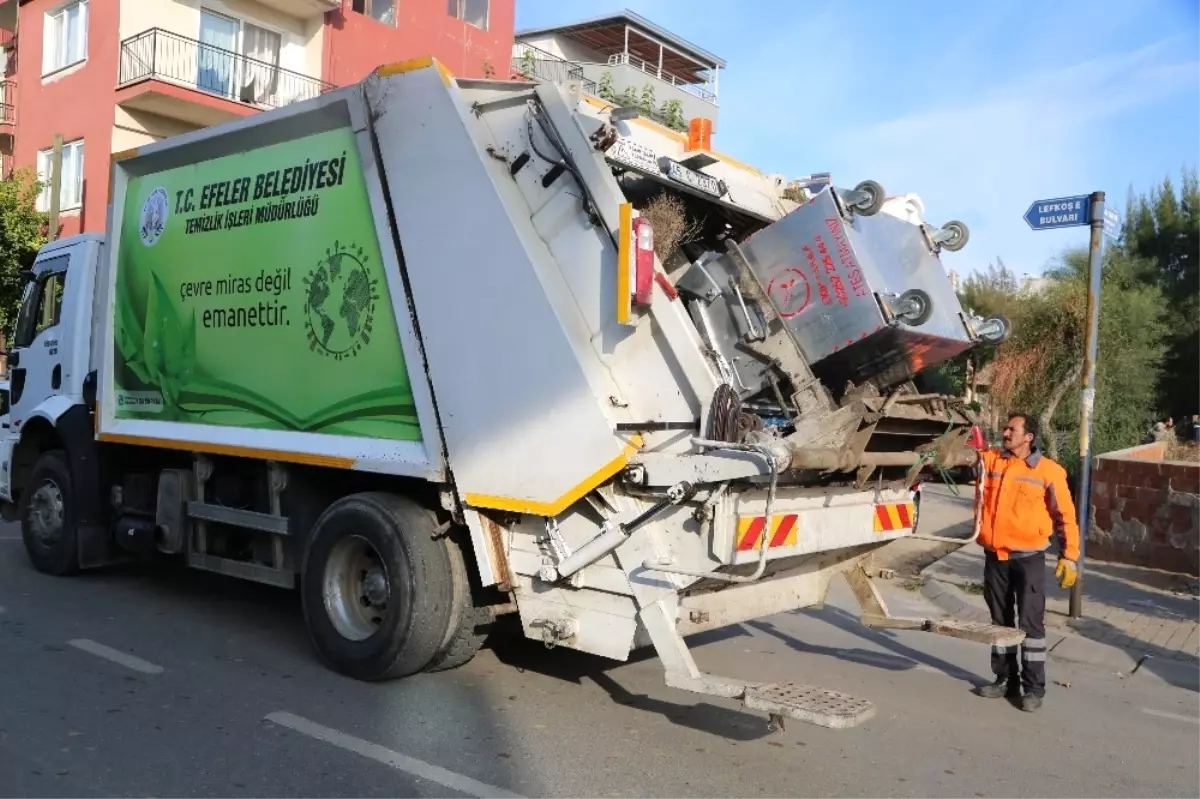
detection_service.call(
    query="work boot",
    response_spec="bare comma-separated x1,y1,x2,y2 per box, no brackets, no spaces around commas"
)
976,676,1017,699
1020,694,1043,713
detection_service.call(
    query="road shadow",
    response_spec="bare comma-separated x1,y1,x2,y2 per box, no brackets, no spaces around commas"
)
765,606,990,688
488,627,776,741
1056,563,1200,686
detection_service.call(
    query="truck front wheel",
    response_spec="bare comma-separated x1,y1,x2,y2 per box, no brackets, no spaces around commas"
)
301,493,454,681
21,450,80,576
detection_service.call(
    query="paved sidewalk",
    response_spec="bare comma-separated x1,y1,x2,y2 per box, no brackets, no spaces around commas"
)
921,542,1199,690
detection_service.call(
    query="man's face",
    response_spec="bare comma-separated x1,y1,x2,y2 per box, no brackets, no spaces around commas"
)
1002,417,1032,453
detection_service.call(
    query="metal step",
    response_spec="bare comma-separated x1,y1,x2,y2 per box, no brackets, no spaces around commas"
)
927,618,1025,647
860,613,1025,647
744,682,876,730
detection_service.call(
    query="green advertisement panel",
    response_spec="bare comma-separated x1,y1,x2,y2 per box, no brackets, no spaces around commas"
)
114,127,422,442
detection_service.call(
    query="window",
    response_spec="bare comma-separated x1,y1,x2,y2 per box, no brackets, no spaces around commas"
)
36,139,84,212
197,11,286,106
352,0,397,26
15,260,68,349
43,0,88,75
448,0,488,30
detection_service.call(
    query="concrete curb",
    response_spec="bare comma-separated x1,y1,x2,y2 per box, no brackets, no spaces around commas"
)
921,577,984,617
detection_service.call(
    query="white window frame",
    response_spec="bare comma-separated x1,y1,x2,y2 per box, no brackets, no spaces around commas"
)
36,139,84,212
448,0,488,31
42,0,89,76
198,8,286,105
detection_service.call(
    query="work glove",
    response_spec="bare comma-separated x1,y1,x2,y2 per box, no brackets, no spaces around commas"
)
1055,558,1078,589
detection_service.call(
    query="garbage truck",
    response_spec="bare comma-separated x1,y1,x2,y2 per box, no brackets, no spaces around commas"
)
2,58,1016,730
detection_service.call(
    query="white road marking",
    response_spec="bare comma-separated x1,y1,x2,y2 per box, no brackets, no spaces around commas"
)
266,711,524,799
1142,707,1200,725
67,639,164,675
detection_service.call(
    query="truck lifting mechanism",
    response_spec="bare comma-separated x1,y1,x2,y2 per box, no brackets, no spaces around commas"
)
2,58,1015,732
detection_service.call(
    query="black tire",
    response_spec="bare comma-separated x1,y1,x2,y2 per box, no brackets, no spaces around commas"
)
979,313,1012,344
851,180,885,215
911,491,921,533
896,288,933,326
940,220,969,252
21,450,80,576
300,493,454,681
425,534,492,673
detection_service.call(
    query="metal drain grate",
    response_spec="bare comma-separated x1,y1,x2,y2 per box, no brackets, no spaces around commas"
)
744,682,876,729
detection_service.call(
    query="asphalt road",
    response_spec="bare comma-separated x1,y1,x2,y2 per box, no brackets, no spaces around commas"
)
1,506,1197,798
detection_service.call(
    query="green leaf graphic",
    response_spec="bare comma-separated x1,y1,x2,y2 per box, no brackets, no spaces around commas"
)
141,272,169,391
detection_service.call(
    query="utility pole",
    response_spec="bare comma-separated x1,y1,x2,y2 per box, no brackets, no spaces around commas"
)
1070,190,1106,618
47,134,63,240
1022,190,1118,619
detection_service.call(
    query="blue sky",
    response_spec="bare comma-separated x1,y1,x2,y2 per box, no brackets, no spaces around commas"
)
515,0,1200,279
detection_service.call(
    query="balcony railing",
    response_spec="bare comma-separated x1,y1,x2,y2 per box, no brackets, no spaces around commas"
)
511,42,597,96
118,29,333,111
606,52,716,104
0,79,13,125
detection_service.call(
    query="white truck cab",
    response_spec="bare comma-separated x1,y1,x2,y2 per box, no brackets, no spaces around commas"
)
0,234,106,553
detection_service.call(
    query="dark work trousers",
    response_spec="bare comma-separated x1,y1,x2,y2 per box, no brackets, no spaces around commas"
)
983,550,1047,696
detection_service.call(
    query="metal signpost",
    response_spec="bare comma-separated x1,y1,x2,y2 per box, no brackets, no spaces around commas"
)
1024,191,1120,618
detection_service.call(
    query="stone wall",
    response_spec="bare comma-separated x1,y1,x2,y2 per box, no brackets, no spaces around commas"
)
1089,442,1200,575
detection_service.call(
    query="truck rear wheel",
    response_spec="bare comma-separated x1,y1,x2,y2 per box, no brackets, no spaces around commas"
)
21,450,80,576
425,535,492,673
300,493,454,681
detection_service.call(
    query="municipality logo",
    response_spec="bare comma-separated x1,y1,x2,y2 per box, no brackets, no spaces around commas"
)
140,187,169,247
303,241,380,361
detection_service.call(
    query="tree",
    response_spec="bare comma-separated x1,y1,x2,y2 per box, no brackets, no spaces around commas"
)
988,247,1169,474
637,83,656,118
0,167,48,337
1123,169,1199,422
597,71,616,103
659,99,686,132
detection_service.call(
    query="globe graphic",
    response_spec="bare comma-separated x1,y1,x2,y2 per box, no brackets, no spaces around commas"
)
306,251,372,355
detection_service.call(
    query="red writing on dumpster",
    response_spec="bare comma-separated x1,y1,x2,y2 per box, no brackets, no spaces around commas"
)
801,244,834,306
824,217,869,298
813,234,849,306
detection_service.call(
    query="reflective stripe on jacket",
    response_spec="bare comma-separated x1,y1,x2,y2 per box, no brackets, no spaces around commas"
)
974,448,1081,561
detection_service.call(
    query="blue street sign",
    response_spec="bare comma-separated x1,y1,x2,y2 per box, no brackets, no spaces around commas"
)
1024,195,1091,230
1103,206,1121,240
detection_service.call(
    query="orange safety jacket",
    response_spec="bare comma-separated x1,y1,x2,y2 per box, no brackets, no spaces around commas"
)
974,447,1080,562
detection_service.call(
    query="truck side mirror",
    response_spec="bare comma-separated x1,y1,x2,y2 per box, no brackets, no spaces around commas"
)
18,269,34,283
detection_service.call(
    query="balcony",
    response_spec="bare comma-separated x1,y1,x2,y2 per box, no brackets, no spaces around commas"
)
511,42,596,96
514,11,722,131
604,52,715,104
0,79,13,156
117,29,333,128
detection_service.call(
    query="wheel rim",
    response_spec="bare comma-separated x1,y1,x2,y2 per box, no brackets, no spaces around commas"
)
322,535,391,642
28,479,65,549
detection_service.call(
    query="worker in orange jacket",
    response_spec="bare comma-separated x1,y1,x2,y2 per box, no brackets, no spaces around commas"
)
973,412,1080,712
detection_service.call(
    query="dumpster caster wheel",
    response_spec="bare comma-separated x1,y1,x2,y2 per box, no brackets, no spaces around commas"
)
849,180,885,216
976,313,1012,344
938,220,970,252
895,288,933,326
767,713,787,733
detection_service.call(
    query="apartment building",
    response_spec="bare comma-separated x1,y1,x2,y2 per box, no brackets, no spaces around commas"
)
512,10,723,134
0,0,514,236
